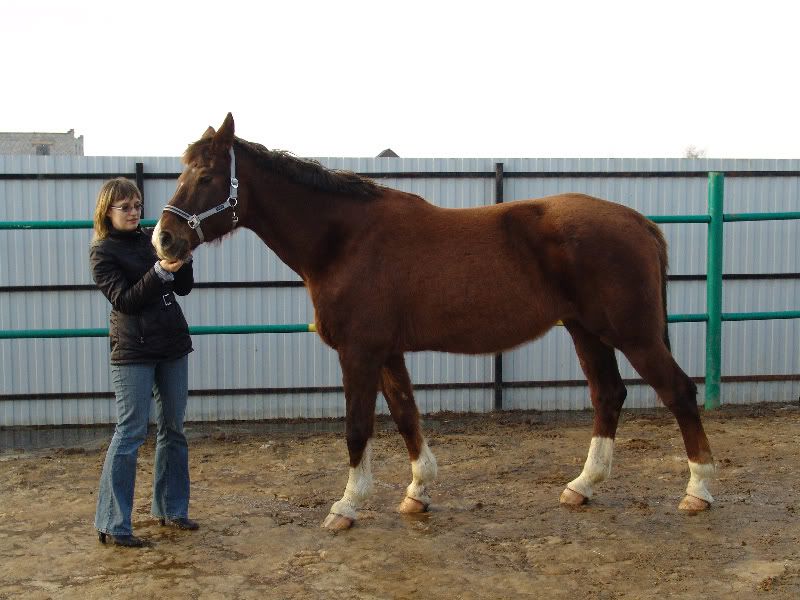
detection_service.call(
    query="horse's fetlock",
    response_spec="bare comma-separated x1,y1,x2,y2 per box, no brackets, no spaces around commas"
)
405,482,431,506
328,500,357,521
411,443,438,482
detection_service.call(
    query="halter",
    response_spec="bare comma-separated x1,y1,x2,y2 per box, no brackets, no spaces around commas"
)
162,147,239,242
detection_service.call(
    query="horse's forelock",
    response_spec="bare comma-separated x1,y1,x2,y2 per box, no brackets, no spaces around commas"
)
182,141,203,166
182,139,219,167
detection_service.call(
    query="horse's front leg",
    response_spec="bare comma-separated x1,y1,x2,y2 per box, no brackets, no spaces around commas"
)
381,354,437,514
322,349,382,531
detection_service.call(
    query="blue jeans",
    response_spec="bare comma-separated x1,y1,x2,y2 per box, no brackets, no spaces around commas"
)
95,355,190,535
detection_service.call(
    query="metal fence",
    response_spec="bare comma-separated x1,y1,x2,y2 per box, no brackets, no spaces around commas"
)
1,156,799,425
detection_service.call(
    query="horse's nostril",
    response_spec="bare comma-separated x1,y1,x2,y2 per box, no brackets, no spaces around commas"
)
159,231,173,247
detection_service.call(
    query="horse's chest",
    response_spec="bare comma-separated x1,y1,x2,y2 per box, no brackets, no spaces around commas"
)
308,282,390,350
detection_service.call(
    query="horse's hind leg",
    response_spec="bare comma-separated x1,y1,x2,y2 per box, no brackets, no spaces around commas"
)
622,341,715,511
322,348,382,530
381,354,437,514
561,321,628,506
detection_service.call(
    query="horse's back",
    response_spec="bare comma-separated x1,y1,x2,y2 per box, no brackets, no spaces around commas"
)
314,191,667,354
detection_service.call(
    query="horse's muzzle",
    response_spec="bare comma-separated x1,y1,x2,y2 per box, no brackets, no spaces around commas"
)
156,228,190,261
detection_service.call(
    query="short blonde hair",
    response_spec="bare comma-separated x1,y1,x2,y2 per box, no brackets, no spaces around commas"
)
92,178,142,241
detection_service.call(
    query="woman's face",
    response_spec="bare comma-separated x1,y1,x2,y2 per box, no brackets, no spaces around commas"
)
106,196,142,232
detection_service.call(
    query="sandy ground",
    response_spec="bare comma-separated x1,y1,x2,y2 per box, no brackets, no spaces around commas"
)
1,402,799,599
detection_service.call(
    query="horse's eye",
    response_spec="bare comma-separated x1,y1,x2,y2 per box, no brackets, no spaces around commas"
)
198,174,212,185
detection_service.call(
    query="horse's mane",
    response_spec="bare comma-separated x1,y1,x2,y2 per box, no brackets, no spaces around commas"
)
184,137,383,199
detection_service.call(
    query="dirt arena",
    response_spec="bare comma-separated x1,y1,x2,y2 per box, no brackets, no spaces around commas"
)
1,402,799,599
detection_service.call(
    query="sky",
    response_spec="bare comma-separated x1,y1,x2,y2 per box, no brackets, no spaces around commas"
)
1,0,799,159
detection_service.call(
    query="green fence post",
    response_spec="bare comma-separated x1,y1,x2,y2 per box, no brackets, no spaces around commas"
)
705,172,724,409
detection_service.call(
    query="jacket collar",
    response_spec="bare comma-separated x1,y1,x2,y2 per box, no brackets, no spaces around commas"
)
108,226,144,240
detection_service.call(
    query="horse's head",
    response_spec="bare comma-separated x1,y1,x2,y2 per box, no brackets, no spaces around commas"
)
154,113,244,260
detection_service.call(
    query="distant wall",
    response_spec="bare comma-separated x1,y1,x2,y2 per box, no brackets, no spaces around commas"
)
0,130,84,156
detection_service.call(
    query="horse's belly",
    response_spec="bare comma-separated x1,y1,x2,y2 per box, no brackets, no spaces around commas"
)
421,327,554,355
407,301,560,354
396,263,565,353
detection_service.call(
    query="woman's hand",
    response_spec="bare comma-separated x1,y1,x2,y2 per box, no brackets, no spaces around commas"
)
159,258,185,273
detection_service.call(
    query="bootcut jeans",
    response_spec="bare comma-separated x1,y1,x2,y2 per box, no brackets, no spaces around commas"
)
95,355,190,536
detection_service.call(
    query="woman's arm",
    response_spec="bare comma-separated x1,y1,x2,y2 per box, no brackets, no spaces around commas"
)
90,243,163,313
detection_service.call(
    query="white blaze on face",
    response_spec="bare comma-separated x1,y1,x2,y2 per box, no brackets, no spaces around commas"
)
566,436,615,499
405,441,437,505
151,219,163,258
328,440,374,520
153,182,183,259
686,460,715,503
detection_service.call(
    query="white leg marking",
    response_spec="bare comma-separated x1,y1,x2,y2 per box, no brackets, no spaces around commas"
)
566,436,614,499
685,460,715,503
405,441,437,505
328,440,373,520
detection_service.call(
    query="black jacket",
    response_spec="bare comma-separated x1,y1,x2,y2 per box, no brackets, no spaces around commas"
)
90,227,193,364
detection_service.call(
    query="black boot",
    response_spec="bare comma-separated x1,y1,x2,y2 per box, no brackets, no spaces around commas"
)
97,531,147,547
159,517,199,530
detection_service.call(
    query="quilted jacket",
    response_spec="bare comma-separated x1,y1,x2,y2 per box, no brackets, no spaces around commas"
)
89,227,193,364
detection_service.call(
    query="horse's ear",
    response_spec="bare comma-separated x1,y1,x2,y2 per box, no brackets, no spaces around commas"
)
213,113,235,150
201,126,215,140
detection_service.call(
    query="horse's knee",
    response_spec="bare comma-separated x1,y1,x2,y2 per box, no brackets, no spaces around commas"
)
602,384,627,415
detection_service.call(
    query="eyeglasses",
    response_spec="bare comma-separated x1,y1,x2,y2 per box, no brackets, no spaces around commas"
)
109,202,143,213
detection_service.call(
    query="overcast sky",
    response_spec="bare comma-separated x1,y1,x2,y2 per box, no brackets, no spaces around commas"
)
1,0,798,159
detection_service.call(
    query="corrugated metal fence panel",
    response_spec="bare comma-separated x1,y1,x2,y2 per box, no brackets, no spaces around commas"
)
1,155,798,424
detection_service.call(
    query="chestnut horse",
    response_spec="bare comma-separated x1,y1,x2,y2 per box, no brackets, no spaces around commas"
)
154,114,715,530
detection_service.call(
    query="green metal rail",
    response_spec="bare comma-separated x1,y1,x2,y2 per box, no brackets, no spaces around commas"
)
0,219,158,229
2,173,799,409
0,324,317,339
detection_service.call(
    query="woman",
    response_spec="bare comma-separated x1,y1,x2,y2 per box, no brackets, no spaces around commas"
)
90,177,198,547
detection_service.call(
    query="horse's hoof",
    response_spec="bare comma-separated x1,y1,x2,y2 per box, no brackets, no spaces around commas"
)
559,487,588,506
398,496,428,514
678,495,710,512
321,513,354,530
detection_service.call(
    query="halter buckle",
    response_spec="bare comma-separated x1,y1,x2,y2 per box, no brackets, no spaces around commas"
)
187,215,201,229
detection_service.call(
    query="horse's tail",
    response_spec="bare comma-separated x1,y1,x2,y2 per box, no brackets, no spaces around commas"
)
645,218,671,352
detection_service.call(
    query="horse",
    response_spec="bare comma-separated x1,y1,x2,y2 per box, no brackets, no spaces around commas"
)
154,113,715,530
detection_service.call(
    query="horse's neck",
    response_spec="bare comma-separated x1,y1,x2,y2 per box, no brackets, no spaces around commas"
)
245,177,356,279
